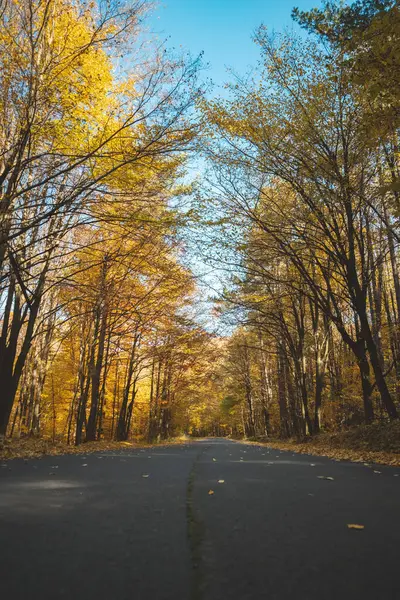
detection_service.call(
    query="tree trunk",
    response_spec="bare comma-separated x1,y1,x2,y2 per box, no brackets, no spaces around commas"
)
277,343,291,438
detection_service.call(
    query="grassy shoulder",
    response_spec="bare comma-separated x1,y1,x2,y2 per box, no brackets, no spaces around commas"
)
250,422,400,467
0,434,192,461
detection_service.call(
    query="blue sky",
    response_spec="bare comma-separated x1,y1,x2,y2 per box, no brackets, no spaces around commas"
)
147,1,324,332
149,0,323,86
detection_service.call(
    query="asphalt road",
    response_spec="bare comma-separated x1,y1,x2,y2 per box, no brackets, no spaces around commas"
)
1,438,399,600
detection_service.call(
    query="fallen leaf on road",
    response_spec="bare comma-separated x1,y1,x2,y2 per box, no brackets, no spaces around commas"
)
218,480,225,484
208,490,214,495
82,464,88,467
347,524,364,530
142,474,149,478
317,476,334,481
373,470,381,474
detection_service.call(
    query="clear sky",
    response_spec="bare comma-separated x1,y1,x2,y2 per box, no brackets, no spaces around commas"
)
149,0,323,86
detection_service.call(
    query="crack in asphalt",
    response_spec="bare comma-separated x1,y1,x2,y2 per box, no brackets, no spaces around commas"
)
186,445,209,600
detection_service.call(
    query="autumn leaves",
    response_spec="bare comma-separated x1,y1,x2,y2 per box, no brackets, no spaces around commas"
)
198,1,400,439
207,457,225,495
0,0,209,442
1,0,400,448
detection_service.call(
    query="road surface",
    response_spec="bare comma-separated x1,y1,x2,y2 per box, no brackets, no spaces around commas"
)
1,438,399,599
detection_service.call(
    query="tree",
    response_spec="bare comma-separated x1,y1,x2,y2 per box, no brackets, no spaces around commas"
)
0,0,202,434
201,21,400,431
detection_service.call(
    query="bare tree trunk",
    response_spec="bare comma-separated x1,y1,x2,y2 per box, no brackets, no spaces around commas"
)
86,306,107,442
277,342,291,438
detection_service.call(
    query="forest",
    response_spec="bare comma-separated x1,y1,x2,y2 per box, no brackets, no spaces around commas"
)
0,0,399,451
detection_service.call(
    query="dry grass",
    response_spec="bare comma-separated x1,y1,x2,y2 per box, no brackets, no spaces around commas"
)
0,433,197,461
0,437,140,460
252,422,400,466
